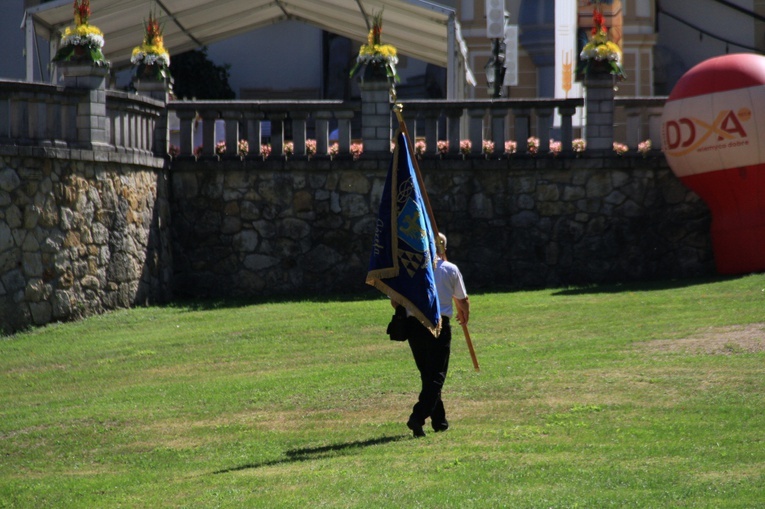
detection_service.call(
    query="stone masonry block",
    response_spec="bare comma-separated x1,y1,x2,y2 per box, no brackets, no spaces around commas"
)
364,140,389,152
588,113,613,125
367,116,390,128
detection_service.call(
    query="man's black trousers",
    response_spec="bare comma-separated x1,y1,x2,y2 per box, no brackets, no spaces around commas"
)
407,316,451,431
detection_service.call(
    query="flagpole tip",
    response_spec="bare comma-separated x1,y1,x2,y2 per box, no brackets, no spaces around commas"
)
394,103,405,125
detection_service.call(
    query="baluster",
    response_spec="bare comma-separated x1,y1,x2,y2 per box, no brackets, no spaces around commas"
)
108,105,119,149
17,92,32,143
624,105,642,148
121,104,131,150
424,107,440,155
490,106,508,155
175,108,196,157
138,109,147,151
222,109,240,157
135,110,143,151
468,107,484,154
335,110,354,154
243,109,263,157
409,112,419,144
125,109,134,150
10,94,26,142
513,107,531,153
128,107,137,151
559,105,576,154
0,95,9,142
122,108,131,150
200,109,218,157
132,108,141,151
113,103,124,150
0,96,7,138
537,107,553,152
291,110,309,156
140,108,148,151
647,106,664,150
31,94,46,143
315,110,332,156
269,112,286,157
146,115,157,153
444,107,462,154
44,97,57,144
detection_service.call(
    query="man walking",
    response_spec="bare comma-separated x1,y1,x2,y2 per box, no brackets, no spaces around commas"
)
398,233,469,438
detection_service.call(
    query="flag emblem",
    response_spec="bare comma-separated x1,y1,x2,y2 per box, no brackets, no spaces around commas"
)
399,249,424,277
398,194,427,252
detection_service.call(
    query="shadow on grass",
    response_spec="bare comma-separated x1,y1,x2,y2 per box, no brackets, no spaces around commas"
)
166,289,387,313
551,275,745,296
212,435,407,475
165,275,751,313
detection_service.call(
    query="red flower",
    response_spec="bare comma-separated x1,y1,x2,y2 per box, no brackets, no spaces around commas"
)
74,0,91,25
591,8,606,36
147,19,161,38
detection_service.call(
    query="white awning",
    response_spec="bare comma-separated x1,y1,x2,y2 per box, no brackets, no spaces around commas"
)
25,0,475,95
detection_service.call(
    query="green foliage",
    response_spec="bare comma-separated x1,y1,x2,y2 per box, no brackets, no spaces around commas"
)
1,275,763,507
169,47,235,99
134,62,171,81
52,44,107,66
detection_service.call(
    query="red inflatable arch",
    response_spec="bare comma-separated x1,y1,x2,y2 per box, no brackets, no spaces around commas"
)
661,53,765,274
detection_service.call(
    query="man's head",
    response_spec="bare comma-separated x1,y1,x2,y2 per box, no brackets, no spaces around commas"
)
437,232,447,256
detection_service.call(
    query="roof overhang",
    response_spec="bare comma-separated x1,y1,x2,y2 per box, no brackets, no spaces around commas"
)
25,0,475,92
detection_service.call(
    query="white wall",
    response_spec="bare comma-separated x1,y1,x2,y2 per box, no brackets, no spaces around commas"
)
204,20,435,99
205,21,324,97
1,2,29,80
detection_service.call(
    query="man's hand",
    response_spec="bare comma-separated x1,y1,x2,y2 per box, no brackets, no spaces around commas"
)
455,297,469,325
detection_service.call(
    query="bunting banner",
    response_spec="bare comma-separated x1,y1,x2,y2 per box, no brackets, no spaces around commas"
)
366,130,441,337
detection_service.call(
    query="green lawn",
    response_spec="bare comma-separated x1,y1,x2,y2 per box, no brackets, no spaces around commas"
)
1,275,763,508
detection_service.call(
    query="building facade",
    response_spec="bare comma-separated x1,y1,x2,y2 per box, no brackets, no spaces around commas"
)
8,1,765,102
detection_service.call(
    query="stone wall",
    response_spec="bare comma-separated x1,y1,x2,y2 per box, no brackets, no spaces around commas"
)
170,158,377,298
0,146,172,335
169,153,713,299
1,146,714,335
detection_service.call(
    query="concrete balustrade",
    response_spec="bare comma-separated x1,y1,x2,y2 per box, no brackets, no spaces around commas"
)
167,100,361,158
0,74,164,157
165,97,601,159
3,73,665,161
616,97,666,150
402,98,584,156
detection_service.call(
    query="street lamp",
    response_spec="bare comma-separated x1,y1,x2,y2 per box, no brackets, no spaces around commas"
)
484,38,507,98
485,0,508,98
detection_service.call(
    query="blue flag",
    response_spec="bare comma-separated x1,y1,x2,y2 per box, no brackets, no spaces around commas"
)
366,130,441,337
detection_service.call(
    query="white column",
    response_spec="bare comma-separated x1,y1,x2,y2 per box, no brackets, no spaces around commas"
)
555,0,584,130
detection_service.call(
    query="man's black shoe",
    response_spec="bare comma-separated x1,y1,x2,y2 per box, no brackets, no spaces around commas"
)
432,418,449,432
407,420,426,438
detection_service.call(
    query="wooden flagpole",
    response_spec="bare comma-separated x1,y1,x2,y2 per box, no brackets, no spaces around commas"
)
456,297,480,372
393,106,439,239
394,104,480,372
